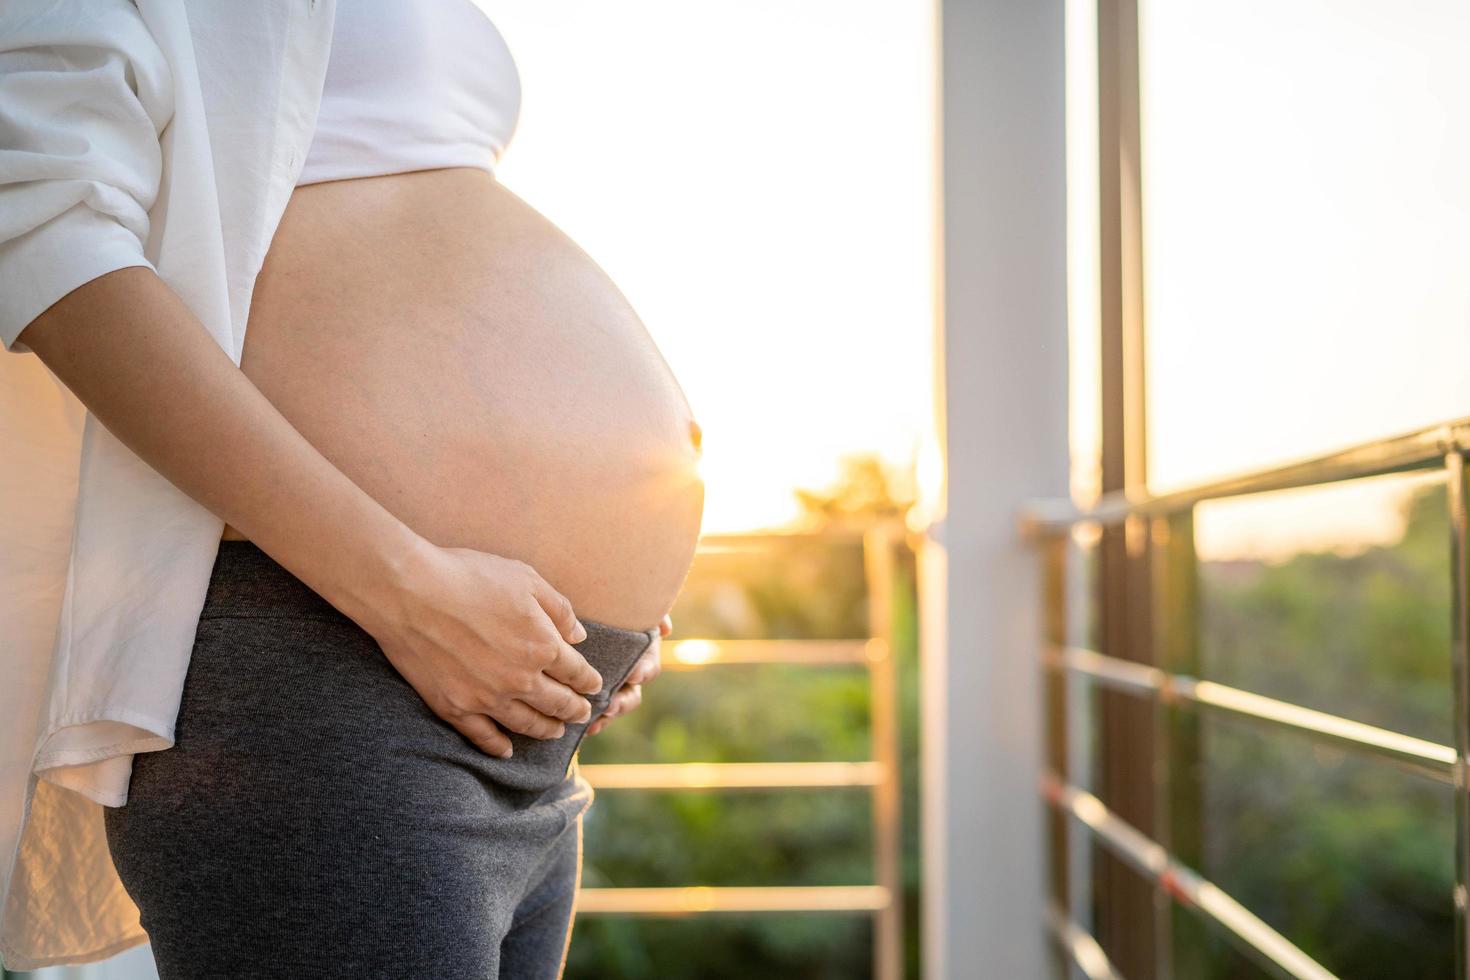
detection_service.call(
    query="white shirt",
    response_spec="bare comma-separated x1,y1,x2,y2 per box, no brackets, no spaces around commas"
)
298,0,520,186
0,0,339,968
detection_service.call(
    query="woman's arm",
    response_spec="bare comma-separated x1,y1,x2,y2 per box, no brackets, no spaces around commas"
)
18,267,418,631
19,266,606,759
2,2,601,760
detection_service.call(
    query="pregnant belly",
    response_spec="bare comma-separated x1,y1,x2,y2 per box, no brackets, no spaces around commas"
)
230,167,705,632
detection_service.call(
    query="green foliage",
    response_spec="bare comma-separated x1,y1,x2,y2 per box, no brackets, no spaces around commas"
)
1184,485,1456,979
568,915,871,980
566,453,923,978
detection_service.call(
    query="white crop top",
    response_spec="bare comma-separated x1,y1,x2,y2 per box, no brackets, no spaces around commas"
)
297,0,521,186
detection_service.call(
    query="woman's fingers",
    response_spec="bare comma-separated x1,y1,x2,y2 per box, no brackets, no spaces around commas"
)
588,682,643,736
452,700,572,758
624,638,663,686
494,699,572,740
612,683,642,717
522,571,603,694
452,712,514,759
524,673,595,723
586,634,663,737
540,634,604,695
515,571,665,741
527,570,588,644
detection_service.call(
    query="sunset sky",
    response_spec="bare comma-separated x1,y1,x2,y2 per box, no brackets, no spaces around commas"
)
478,0,939,534
478,0,1468,560
1070,0,1470,560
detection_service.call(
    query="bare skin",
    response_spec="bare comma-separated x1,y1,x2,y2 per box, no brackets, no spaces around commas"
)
17,166,704,756
226,167,704,633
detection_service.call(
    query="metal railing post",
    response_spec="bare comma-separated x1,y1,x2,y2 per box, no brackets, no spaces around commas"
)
1147,515,1173,980
1044,531,1072,933
1446,450,1470,980
1067,528,1102,965
864,522,904,980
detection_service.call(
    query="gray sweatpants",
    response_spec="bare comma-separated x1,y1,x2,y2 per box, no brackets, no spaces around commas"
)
104,540,657,979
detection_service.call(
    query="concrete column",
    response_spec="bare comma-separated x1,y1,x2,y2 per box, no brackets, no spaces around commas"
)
921,0,1069,976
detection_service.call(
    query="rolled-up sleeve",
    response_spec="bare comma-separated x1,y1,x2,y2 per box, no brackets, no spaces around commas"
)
0,3,175,354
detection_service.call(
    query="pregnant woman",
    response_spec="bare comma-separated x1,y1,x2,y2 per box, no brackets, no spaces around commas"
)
0,1,703,977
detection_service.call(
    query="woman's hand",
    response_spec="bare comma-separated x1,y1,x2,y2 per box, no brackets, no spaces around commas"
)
360,542,606,760
11,268,601,764
586,613,670,736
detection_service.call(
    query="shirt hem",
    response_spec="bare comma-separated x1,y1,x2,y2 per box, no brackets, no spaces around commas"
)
295,157,497,187
1,928,151,972
32,708,178,808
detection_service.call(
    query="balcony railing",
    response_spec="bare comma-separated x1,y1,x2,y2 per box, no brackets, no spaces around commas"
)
573,525,906,980
1021,416,1470,980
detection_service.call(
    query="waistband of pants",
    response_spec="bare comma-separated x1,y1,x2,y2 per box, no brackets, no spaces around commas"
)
204,539,662,650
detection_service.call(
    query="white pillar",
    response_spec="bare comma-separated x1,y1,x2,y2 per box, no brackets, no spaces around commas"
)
922,0,1069,977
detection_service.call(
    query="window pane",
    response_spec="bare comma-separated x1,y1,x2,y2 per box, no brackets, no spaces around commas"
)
1139,0,1470,491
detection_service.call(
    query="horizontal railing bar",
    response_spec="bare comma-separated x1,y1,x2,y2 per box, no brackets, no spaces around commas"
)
1046,902,1126,980
579,761,884,790
575,884,890,915
1018,417,1469,533
1042,774,1339,980
1046,645,1165,696
664,638,878,668
1178,676,1458,774
696,529,870,551
1046,646,1457,782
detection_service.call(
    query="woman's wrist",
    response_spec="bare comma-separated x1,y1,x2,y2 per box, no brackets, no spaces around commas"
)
318,516,438,640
